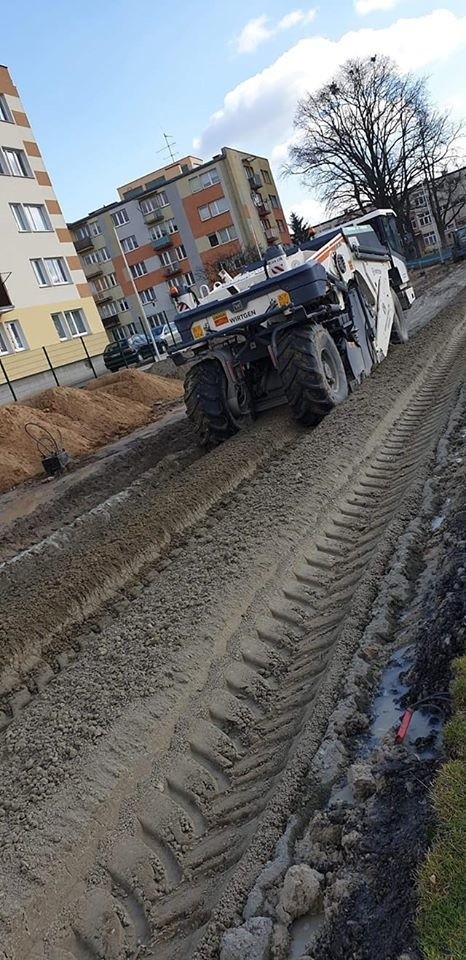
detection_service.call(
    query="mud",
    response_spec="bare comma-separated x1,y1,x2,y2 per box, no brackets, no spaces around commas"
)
0,285,465,960
219,390,465,960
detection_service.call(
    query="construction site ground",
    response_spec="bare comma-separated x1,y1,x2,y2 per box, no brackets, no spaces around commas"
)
0,263,465,960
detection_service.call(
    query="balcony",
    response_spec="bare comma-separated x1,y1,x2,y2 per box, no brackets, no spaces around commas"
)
74,235,94,253
94,291,113,304
256,200,271,218
86,266,103,279
248,172,262,189
164,263,182,278
101,314,119,329
152,234,172,251
264,226,279,243
142,207,164,224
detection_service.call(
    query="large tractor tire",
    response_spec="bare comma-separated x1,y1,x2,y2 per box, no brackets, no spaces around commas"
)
390,290,410,343
277,324,348,426
184,359,241,447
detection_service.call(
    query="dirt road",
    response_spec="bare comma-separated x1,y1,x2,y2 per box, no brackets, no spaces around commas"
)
0,287,465,960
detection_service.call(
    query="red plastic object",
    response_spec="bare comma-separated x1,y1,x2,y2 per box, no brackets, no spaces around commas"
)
395,709,414,744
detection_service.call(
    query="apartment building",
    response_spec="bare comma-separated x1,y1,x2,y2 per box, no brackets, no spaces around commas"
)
0,65,107,400
69,147,291,340
410,165,466,254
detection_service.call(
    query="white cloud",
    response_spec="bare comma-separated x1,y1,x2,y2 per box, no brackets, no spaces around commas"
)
355,0,403,15
235,8,316,54
197,9,466,221
199,10,466,155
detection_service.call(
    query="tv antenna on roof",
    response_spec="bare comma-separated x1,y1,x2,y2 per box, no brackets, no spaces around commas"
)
157,132,178,163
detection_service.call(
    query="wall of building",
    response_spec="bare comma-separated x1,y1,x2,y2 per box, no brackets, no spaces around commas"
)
70,148,292,340
0,65,107,370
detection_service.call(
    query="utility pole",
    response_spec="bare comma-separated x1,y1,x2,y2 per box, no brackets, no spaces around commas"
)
112,229,161,360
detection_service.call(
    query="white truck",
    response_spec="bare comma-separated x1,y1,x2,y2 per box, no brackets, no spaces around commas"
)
169,209,415,446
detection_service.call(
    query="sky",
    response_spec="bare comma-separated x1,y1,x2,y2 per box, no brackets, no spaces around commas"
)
2,1,466,226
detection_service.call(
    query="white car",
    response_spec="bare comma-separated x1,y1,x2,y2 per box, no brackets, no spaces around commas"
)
153,322,182,352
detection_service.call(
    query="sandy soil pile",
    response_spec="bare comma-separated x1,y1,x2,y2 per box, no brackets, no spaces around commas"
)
0,370,183,494
85,368,183,403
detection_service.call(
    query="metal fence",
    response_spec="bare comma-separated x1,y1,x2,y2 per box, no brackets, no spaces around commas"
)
407,249,453,270
0,331,109,402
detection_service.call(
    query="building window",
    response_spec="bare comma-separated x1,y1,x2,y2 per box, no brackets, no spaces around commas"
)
423,231,438,247
83,247,110,265
111,208,130,227
244,165,254,180
261,169,272,184
150,224,165,240
208,225,237,246
159,250,173,267
31,257,71,286
140,287,157,305
140,197,159,215
276,218,285,232
0,94,13,123
91,273,117,293
2,147,33,177
413,194,427,208
52,313,68,339
99,302,117,321
129,260,148,278
269,194,279,209
52,309,89,339
158,190,169,207
121,235,139,253
75,225,90,241
165,218,178,234
175,244,187,261
10,203,52,232
90,221,102,236
5,320,27,351
198,196,229,221
118,298,129,312
189,168,220,192
184,271,195,286
0,325,10,354
418,213,432,226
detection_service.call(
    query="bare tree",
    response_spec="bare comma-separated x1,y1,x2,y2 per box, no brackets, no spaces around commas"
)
287,56,464,252
416,104,466,247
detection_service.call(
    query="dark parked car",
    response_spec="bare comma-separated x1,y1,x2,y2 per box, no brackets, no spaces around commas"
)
452,226,466,262
103,332,162,372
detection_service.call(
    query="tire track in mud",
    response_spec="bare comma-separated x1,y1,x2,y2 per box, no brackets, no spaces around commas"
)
33,320,466,960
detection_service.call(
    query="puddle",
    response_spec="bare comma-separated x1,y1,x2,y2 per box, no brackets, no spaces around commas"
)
367,645,442,757
431,497,451,531
289,911,323,958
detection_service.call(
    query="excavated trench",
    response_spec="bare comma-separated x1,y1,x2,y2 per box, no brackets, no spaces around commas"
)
0,292,465,960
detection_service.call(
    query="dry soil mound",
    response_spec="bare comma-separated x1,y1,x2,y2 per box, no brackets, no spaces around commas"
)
28,385,150,445
85,368,183,405
0,405,92,492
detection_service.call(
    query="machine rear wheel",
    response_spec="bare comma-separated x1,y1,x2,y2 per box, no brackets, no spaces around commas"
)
184,359,241,447
390,291,409,343
277,324,348,426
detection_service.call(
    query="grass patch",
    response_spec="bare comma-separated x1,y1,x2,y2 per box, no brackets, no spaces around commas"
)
417,656,466,960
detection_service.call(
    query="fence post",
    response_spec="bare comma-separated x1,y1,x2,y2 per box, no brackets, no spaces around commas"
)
0,356,17,402
80,336,97,378
43,346,60,387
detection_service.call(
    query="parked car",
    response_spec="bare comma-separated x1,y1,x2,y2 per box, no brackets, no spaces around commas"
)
103,332,161,372
452,226,466,262
152,323,182,353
